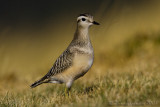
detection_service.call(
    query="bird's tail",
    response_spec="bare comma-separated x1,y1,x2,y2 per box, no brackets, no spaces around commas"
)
30,68,52,88
30,75,48,88
30,80,43,88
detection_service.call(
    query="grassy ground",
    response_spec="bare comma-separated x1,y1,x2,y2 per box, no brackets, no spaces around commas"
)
0,32,160,107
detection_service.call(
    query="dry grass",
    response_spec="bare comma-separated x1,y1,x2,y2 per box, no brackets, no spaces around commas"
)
0,32,160,107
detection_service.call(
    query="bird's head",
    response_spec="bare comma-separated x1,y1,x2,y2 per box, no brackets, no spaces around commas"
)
77,13,100,28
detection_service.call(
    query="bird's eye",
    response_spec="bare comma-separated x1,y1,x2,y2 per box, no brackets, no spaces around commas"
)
82,18,86,21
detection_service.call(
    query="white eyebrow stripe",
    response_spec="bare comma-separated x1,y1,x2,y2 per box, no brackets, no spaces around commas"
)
77,16,88,21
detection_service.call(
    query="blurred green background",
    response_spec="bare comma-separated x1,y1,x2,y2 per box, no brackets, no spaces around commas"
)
0,0,160,94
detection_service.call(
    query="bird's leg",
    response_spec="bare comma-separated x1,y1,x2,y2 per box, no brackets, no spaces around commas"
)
65,80,72,96
65,87,71,96
65,87,68,96
67,87,71,96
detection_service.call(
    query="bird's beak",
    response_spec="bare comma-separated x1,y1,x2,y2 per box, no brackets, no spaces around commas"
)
92,21,100,25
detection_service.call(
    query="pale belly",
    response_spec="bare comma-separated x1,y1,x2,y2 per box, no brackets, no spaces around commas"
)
54,54,93,82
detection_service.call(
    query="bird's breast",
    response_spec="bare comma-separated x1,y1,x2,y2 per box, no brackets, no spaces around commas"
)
73,53,94,72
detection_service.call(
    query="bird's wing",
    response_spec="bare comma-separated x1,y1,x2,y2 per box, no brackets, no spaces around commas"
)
36,49,74,82
48,49,73,76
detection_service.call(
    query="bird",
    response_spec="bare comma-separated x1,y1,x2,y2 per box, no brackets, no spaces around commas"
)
30,13,99,95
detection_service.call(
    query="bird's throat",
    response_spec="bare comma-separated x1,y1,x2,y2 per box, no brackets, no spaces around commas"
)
74,26,90,42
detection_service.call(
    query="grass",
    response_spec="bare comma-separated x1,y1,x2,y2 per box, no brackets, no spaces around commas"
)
0,32,160,106
0,69,159,107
